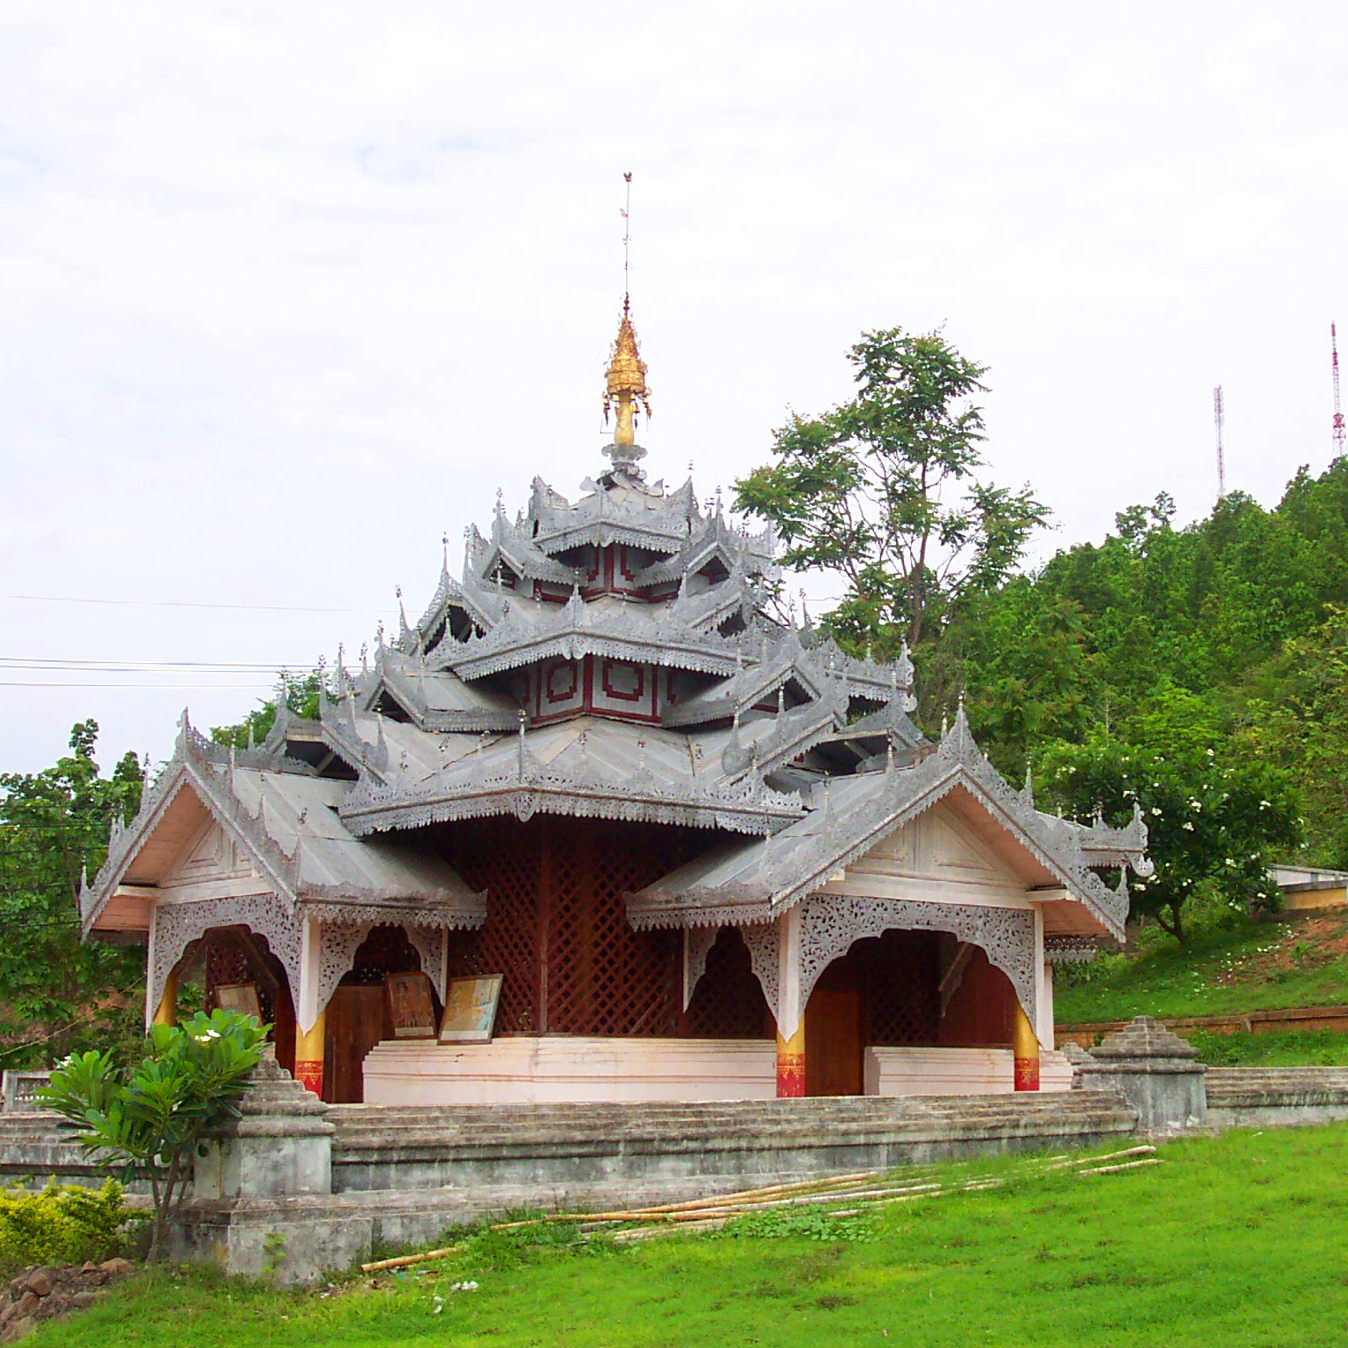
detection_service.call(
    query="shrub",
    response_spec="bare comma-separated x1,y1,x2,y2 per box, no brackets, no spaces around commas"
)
0,1179,129,1271
40,1009,267,1261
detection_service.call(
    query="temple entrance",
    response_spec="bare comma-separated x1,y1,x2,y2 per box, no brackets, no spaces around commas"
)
201,925,297,1074
805,964,863,1096
328,924,434,1104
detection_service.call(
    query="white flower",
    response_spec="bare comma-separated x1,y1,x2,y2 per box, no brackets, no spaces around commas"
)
1151,807,1162,816
1225,858,1236,866
1182,821,1195,831
1259,800,1271,810
1206,748,1215,756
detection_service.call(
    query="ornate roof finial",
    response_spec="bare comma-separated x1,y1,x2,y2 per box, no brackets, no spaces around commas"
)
602,298,651,474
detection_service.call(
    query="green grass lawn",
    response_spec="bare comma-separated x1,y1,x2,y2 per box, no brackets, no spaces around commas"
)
30,1125,1348,1348
1054,911,1348,1024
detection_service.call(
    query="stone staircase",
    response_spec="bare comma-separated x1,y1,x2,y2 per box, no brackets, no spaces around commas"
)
327,1091,1138,1193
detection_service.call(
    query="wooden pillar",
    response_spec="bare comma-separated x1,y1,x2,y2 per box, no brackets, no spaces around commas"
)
775,908,806,1098
1013,999,1040,1091
294,1009,326,1096
152,967,178,1027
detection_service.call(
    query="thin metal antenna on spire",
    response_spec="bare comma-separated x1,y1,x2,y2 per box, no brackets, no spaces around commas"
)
1213,386,1226,500
621,170,633,304
1332,322,1345,453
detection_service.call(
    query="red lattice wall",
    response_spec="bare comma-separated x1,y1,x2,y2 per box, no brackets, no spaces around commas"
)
441,816,709,1037
813,930,942,1046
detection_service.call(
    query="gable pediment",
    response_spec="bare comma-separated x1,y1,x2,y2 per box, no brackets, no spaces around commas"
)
161,816,263,892
820,801,1034,906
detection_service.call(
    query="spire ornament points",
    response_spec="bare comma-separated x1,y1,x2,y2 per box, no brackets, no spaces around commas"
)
602,296,652,477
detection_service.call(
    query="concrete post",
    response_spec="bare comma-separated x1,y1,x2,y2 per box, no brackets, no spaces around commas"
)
193,1051,335,1201
1074,1016,1208,1136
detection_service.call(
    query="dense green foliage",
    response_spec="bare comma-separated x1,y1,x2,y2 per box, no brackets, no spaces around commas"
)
29,1127,1348,1347
943,464,1348,861
0,1180,130,1273
41,1010,268,1261
735,328,1048,648
0,722,145,1068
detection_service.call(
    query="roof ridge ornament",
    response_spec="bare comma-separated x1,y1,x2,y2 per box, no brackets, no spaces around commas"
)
601,296,652,481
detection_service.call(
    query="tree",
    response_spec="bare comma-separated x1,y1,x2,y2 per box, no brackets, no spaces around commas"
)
734,328,1049,651
1235,606,1348,868
210,670,326,749
1037,689,1301,943
0,722,145,1067
40,1009,267,1262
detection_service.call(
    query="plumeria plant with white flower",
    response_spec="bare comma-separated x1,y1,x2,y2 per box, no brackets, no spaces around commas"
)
1038,724,1300,944
39,1008,267,1262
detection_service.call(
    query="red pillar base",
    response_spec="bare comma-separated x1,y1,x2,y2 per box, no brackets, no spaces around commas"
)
1013,1055,1040,1091
294,1059,324,1096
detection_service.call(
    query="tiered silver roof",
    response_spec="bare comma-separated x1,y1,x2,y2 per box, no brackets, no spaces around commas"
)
83,446,1151,944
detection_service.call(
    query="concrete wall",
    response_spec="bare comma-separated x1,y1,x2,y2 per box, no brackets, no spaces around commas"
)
363,1036,1073,1106
866,1047,1073,1096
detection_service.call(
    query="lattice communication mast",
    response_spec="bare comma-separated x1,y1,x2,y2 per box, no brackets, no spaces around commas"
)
1334,323,1346,453
1213,385,1225,499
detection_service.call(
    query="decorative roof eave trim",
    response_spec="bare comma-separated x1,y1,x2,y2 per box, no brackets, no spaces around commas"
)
441,631,743,682
299,897,485,930
82,717,486,934
533,520,697,555
339,781,801,839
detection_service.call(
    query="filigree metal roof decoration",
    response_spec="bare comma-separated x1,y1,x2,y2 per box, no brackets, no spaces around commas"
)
86,413,1151,950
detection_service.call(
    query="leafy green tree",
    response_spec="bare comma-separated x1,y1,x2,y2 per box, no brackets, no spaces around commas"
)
0,723,145,1067
210,671,326,749
734,328,1049,651
1037,689,1301,943
40,1009,267,1262
1234,607,1348,868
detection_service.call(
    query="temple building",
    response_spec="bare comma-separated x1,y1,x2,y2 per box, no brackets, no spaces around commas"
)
80,303,1152,1105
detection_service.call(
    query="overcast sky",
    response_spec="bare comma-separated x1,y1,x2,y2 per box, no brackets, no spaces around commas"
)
3,1,1345,777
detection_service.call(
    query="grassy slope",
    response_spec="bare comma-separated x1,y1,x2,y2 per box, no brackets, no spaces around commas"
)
1054,909,1348,1025
32,1126,1348,1348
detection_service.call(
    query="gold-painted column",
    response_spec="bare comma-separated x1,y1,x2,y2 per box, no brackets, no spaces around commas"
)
1013,1001,1040,1091
152,968,178,1027
294,1009,326,1097
776,1023,806,1098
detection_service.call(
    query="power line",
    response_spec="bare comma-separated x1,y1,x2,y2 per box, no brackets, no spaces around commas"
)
1,594,384,616
1,659,313,671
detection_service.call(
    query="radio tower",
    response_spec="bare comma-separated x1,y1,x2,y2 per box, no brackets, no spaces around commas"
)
1333,323,1346,453
1213,385,1226,499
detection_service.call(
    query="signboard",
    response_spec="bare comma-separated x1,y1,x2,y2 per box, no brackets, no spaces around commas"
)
383,971,438,1039
438,974,504,1044
214,983,263,1022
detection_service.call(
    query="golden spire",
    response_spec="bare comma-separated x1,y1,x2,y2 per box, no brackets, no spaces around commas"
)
603,295,652,451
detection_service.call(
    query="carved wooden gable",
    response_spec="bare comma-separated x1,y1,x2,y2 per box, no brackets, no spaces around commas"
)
821,801,1033,907
160,816,265,894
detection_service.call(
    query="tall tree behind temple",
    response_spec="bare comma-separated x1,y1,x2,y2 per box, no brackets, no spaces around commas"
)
0,722,145,1066
735,328,1049,651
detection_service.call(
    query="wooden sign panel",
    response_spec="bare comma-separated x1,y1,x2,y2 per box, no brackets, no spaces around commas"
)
438,974,504,1044
214,983,263,1022
383,971,437,1039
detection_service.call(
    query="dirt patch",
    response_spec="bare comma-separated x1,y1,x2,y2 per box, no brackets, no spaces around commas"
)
0,1259,135,1342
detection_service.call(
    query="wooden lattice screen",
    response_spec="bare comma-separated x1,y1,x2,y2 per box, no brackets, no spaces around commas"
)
441,816,707,1036
685,927,773,1039
856,930,942,1046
